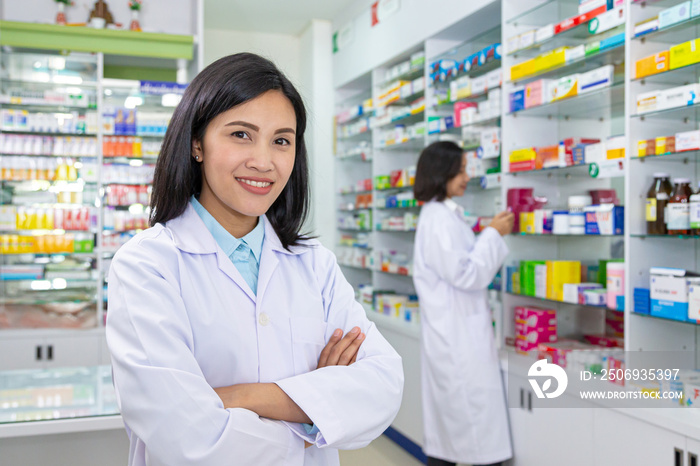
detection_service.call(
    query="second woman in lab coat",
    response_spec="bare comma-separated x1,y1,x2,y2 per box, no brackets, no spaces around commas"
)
412,141,514,466
106,53,404,466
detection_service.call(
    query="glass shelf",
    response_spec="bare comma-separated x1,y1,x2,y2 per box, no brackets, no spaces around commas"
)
375,205,421,210
505,291,619,312
375,138,425,151
375,267,413,277
508,162,613,178
432,86,500,110
633,101,700,121
338,207,372,213
632,60,700,86
510,44,625,85
0,365,117,424
631,233,700,239
337,111,373,126
337,227,371,233
336,243,372,250
103,156,159,164
0,130,97,137
338,263,372,271
633,14,700,44
511,23,625,61
461,116,501,129
509,82,625,119
0,99,97,111
337,190,372,196
336,153,372,163
630,149,698,162
382,90,425,107
375,228,416,233
375,185,415,193
512,233,623,237
631,0,688,7
633,311,699,326
506,0,579,27
337,130,372,142
373,110,425,129
381,65,425,87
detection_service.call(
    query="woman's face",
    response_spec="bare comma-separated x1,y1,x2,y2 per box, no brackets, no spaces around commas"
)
194,90,296,230
445,153,469,198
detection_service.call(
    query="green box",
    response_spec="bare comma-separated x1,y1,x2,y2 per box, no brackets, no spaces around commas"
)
520,261,546,297
598,259,624,287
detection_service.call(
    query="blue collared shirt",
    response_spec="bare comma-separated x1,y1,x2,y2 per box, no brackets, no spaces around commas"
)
190,196,264,295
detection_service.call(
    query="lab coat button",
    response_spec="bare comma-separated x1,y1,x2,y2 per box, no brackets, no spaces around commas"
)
258,313,270,326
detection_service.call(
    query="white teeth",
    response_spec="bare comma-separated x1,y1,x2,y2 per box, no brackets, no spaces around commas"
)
237,178,271,188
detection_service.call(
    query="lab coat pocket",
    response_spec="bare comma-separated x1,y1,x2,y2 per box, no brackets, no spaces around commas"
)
289,316,328,374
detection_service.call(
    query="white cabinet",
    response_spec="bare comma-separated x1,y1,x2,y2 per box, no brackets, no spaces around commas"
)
508,373,595,466
0,333,100,371
686,438,700,466
593,409,686,466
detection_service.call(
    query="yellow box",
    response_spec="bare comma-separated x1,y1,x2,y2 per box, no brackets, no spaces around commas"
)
606,148,625,160
520,212,536,234
510,59,536,81
637,139,648,157
546,261,581,301
509,148,537,163
635,51,670,79
670,39,700,70
533,47,567,74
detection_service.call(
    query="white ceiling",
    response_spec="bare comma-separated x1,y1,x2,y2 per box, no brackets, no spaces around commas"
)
204,0,358,35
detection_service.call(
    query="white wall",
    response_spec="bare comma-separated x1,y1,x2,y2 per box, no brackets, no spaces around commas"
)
298,20,335,247
332,0,496,87
203,29,301,88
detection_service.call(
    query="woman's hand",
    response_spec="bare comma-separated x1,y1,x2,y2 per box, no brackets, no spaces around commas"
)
317,327,365,368
489,210,515,236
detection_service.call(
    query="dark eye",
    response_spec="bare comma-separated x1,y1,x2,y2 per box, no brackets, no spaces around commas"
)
275,138,291,146
231,131,249,139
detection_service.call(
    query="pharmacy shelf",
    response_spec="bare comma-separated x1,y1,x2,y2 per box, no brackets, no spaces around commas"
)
508,162,620,178
510,43,625,85
338,263,372,271
432,87,501,110
0,130,98,137
506,0,579,27
511,233,623,237
633,102,700,120
511,23,624,59
632,15,700,44
366,310,421,340
505,291,620,312
375,227,417,232
103,157,158,164
376,137,425,150
433,59,502,85
336,243,372,250
630,150,699,162
374,185,415,193
380,65,425,87
0,153,98,158
337,207,372,213
632,311,700,327
0,99,96,111
508,82,624,119
337,111,373,126
461,116,501,129
338,190,373,196
337,130,372,142
0,229,97,235
337,227,372,233
375,205,421,210
336,153,372,163
631,61,700,85
630,233,700,240
373,110,425,129
374,267,413,277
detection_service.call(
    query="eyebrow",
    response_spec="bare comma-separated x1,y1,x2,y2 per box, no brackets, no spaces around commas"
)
224,120,295,135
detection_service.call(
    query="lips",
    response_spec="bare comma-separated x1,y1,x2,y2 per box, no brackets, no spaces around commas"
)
236,177,274,195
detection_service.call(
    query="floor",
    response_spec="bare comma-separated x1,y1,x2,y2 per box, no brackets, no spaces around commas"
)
339,434,425,465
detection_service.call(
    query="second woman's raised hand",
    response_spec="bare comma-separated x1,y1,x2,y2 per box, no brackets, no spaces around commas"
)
489,210,515,236
317,327,365,368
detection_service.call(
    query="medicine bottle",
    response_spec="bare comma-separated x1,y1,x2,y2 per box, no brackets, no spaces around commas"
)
690,182,700,236
667,178,693,235
646,173,673,235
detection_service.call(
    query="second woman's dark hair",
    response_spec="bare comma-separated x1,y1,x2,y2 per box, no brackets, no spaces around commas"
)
150,53,310,249
413,141,464,202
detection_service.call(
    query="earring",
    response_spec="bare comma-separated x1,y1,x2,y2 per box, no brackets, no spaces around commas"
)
195,155,200,161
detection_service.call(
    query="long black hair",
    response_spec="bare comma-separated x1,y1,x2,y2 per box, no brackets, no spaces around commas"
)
150,53,310,249
413,141,463,202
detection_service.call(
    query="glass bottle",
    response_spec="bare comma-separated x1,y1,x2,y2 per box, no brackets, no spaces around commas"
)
646,173,673,235
667,178,693,235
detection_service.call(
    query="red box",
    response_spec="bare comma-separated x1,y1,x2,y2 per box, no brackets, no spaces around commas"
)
554,6,607,34
584,334,624,348
559,138,600,166
510,160,536,172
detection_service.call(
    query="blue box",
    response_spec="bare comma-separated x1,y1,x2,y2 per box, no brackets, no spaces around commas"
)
584,205,624,235
600,32,625,51
572,144,586,165
651,299,688,322
509,88,526,112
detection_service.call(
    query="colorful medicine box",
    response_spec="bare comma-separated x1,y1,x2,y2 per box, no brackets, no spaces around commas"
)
650,268,700,322
547,260,582,301
509,87,526,112
563,282,603,304
584,205,624,235
525,79,551,108
670,38,700,70
635,51,670,79
550,75,579,101
510,59,535,81
656,136,676,155
509,148,537,172
579,65,613,94
675,130,700,151
659,1,691,29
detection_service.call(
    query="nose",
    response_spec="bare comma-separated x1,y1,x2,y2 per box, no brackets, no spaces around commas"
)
245,143,274,172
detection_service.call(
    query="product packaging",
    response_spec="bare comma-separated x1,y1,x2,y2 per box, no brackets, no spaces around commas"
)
525,79,552,108
606,135,626,159
670,38,700,70
650,268,700,322
675,130,700,151
547,260,582,300
510,59,536,82
607,262,625,310
584,205,624,235
635,51,670,79
509,87,526,112
656,136,676,155
563,282,603,304
584,288,608,306
579,65,614,94
658,1,691,29
535,24,555,43
550,75,579,101
634,16,659,37
589,6,625,34
509,147,537,172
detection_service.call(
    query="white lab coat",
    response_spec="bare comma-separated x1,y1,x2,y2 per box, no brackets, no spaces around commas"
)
413,200,512,464
106,205,404,466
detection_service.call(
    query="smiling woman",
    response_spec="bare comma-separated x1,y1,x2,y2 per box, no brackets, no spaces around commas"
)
105,53,404,466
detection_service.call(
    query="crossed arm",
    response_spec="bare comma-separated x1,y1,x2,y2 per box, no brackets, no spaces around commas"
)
212,327,365,424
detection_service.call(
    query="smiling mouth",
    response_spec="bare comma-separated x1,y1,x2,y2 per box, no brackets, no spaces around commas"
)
236,178,273,188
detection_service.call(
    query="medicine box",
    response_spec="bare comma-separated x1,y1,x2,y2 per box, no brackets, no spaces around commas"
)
606,135,626,159
584,142,606,164
589,6,625,34
550,75,579,101
563,282,603,304
658,1,691,29
600,32,625,51
670,39,700,70
509,147,537,172
634,17,659,37
547,261,582,301
584,289,608,306
584,205,624,235
579,0,606,15
535,264,548,297
675,130,700,151
635,51,670,78
534,48,567,74
565,45,586,63
650,268,700,322
656,136,676,155
510,59,535,81
536,24,554,43
659,83,700,110
509,87,526,112
637,90,665,114
525,79,551,108
579,65,614,94
520,261,546,295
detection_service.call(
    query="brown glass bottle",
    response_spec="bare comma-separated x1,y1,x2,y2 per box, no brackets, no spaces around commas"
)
667,178,693,235
646,173,673,235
